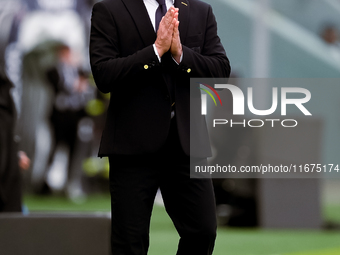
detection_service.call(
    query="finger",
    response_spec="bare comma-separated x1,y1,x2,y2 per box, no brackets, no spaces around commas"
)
161,13,172,30
165,16,176,31
172,23,179,43
160,16,171,31
168,18,176,32
164,7,175,22
172,17,177,29
173,11,179,21
174,20,179,32
170,6,178,13
160,16,165,25
157,17,164,33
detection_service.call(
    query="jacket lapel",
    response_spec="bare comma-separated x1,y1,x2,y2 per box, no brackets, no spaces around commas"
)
174,0,189,44
121,0,157,47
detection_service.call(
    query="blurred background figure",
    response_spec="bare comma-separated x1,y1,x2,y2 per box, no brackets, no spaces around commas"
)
16,1,85,195
0,0,29,212
1,0,110,202
45,44,94,198
0,76,24,212
13,0,103,198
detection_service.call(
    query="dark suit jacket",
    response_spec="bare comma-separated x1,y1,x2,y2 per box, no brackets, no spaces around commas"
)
90,0,230,158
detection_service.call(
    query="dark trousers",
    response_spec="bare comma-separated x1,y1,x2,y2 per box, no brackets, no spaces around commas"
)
108,119,217,255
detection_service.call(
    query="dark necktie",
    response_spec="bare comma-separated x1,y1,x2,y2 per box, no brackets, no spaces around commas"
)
155,0,167,32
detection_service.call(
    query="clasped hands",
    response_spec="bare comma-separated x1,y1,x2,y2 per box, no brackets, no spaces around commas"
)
155,6,182,63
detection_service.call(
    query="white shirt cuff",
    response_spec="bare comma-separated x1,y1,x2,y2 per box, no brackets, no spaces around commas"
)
153,44,161,62
172,53,183,65
152,44,183,64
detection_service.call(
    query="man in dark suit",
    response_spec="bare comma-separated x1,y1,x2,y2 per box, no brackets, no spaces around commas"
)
90,0,230,254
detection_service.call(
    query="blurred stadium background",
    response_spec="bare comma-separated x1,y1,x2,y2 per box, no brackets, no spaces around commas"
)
1,0,340,254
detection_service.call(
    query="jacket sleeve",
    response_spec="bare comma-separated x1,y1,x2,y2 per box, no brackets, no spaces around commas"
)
89,2,159,93
178,5,231,78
